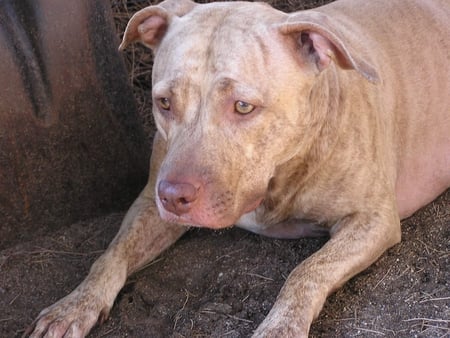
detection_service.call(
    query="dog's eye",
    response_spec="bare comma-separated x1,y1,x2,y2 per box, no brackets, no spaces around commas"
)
234,101,255,115
158,98,171,111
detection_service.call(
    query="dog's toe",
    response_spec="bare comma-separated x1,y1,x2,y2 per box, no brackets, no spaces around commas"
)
25,290,105,338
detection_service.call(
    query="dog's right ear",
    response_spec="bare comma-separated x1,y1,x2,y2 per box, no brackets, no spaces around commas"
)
119,0,197,51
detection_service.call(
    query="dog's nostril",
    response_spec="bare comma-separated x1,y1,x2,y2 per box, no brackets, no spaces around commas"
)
158,180,198,215
179,197,189,205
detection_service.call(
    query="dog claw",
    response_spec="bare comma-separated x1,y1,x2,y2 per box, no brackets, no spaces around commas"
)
25,290,105,338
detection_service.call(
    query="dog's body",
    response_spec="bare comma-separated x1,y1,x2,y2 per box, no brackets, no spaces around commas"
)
28,0,450,337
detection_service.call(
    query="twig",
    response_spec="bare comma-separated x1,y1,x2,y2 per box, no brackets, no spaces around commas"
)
9,293,20,305
420,323,450,330
227,314,253,324
373,266,392,290
136,257,164,272
241,294,250,302
12,249,96,257
223,330,238,336
173,289,192,330
354,327,385,336
99,328,118,337
246,273,274,282
403,318,450,323
417,239,446,255
419,296,450,303
215,248,244,261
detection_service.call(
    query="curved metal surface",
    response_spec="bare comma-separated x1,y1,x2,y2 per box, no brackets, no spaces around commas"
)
0,0,149,248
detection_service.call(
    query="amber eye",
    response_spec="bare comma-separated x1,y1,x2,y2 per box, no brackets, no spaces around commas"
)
234,100,255,115
158,98,171,111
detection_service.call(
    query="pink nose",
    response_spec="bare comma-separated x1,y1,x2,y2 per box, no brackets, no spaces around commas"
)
158,180,198,216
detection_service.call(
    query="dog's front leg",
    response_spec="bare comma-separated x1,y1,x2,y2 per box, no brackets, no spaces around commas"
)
252,210,401,337
26,184,187,338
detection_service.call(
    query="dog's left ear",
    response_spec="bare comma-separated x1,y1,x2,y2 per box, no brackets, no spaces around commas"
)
277,12,380,83
119,0,197,51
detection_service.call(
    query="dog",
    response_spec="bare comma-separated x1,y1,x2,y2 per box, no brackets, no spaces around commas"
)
27,0,450,336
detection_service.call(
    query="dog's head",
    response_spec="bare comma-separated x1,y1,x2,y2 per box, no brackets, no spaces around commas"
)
120,0,378,228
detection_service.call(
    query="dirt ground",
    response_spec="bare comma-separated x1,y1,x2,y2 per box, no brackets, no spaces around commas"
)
1,1,449,337
1,192,449,338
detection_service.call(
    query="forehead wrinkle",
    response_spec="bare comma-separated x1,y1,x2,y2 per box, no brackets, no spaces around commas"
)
215,77,264,104
208,23,272,82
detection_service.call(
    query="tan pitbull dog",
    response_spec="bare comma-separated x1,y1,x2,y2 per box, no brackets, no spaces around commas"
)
27,0,450,337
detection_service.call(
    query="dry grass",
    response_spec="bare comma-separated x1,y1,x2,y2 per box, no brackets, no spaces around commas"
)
111,0,159,138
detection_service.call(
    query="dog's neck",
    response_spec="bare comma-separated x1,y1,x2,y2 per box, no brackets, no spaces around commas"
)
258,65,345,225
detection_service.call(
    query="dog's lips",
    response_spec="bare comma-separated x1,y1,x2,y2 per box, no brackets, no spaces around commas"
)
156,196,264,229
243,197,264,214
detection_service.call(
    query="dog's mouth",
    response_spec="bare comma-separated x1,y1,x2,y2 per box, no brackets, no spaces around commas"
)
156,195,264,229
243,197,264,214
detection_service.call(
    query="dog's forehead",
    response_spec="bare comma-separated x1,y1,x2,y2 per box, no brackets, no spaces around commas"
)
153,2,285,84
185,1,283,25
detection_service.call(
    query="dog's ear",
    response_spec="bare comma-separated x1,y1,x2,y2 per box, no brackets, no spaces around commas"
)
119,0,197,51
277,12,379,83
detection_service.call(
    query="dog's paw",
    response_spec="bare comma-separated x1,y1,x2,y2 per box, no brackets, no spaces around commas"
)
252,325,308,338
252,310,309,338
24,288,109,338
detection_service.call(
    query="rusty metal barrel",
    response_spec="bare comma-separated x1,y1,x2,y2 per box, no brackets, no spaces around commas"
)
0,0,149,248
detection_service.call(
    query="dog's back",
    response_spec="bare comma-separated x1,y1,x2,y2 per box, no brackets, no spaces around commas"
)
317,0,450,217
